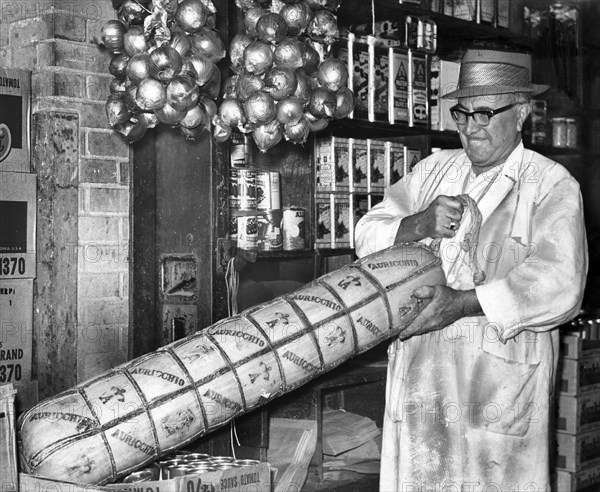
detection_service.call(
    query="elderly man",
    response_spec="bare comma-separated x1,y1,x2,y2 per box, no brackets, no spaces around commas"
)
355,48,588,490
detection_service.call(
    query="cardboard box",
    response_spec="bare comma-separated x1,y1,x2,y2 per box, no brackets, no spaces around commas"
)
19,462,271,492
430,57,460,132
388,48,409,124
559,355,600,395
0,278,33,383
556,428,600,472
557,393,600,434
350,139,368,192
368,42,389,122
367,140,386,194
0,172,36,279
561,333,600,360
408,50,428,127
315,138,334,192
333,194,352,249
315,194,333,249
553,465,600,492
386,142,405,187
0,67,31,173
405,148,422,175
346,34,369,120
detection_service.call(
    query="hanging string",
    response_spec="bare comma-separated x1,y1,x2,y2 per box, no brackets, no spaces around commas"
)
225,255,241,457
225,257,239,317
371,0,376,36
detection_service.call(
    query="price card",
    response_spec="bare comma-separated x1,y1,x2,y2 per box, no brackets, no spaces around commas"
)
0,278,33,383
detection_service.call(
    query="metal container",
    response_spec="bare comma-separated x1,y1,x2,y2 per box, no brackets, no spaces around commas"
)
566,118,577,148
207,456,235,463
282,207,307,251
234,459,261,467
229,168,257,211
236,214,258,252
122,470,155,483
185,453,211,461
257,210,283,251
551,117,567,148
167,465,197,478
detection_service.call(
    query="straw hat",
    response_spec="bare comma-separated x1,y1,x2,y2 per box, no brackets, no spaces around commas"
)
441,48,549,99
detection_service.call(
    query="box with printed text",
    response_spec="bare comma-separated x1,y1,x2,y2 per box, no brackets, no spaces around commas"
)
0,67,31,173
0,172,36,279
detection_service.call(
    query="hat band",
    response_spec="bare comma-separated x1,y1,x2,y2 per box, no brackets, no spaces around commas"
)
459,62,531,90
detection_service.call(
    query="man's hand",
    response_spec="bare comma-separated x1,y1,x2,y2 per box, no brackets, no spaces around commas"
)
400,285,482,340
395,195,465,244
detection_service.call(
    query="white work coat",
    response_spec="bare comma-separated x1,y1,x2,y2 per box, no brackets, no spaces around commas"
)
355,142,588,491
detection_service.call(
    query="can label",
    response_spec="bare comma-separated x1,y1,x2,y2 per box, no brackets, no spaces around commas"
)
282,207,306,251
269,171,281,210
256,171,271,211
237,215,258,251
229,169,257,211
257,211,283,251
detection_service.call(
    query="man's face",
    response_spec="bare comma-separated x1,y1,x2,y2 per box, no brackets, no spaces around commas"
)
455,93,529,174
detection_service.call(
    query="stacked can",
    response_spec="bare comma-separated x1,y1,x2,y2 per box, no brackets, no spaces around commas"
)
229,168,258,252
282,207,307,251
256,171,283,251
120,453,262,482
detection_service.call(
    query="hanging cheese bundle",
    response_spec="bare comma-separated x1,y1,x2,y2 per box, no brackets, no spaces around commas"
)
19,242,444,484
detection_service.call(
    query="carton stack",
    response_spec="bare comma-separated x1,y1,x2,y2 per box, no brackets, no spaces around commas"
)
314,137,423,250
554,317,600,491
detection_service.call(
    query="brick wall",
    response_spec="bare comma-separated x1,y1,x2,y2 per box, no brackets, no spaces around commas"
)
1,0,130,398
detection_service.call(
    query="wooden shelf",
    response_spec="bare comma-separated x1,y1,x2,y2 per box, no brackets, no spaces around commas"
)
337,0,534,51
256,249,315,259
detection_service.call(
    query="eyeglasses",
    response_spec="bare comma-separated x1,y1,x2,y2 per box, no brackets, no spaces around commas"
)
450,103,519,127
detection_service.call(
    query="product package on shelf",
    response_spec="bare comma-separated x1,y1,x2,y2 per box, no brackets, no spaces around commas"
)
350,138,368,193
345,33,369,120
430,56,460,132
388,47,410,125
367,37,390,123
497,0,510,28
369,194,384,210
256,171,281,212
333,194,352,249
453,0,477,21
315,137,350,192
368,139,386,194
405,147,422,175
408,50,429,127
386,142,406,187
477,0,496,24
352,192,369,236
315,194,333,249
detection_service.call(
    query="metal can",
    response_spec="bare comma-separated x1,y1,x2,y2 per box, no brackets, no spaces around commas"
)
551,117,567,148
269,171,281,210
122,470,155,483
282,207,307,251
207,456,235,463
234,459,261,467
229,168,257,211
566,118,577,148
257,210,283,251
256,171,271,211
236,215,258,251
